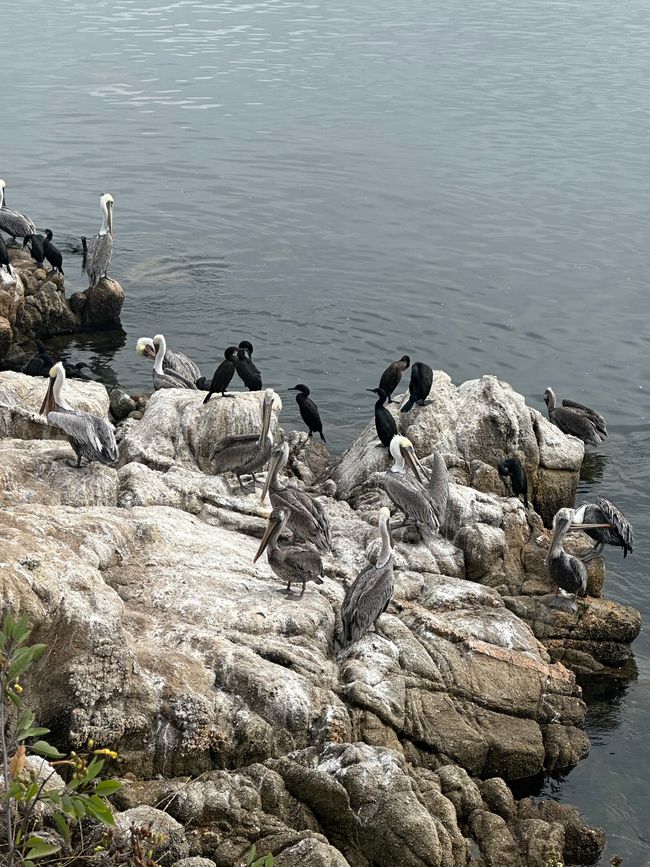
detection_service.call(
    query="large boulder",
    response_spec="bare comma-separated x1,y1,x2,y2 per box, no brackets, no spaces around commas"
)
69,277,124,327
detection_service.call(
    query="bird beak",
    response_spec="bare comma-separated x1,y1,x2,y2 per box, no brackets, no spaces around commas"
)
39,378,55,417
260,398,273,442
403,446,424,483
253,516,278,563
365,388,376,393
144,345,156,360
108,202,114,239
545,521,567,565
261,451,281,502
569,523,612,531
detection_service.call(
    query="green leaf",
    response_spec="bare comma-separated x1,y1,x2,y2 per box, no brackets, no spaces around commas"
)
25,843,61,859
23,861,34,867
7,647,36,682
84,758,104,781
29,741,65,759
4,611,15,638
16,727,51,742
40,791,61,806
52,812,71,844
94,780,121,797
7,688,22,707
85,794,114,825
17,709,35,732
70,796,87,818
246,845,257,866
12,616,32,645
26,836,47,847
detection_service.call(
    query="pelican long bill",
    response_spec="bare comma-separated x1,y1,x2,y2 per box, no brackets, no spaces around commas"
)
254,513,281,563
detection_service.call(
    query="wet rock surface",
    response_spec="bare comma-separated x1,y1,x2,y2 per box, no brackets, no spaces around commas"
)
0,370,634,865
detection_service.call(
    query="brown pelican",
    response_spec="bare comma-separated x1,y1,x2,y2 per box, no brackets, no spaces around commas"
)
150,334,197,390
545,507,613,611
370,435,440,532
82,193,113,288
0,179,36,242
0,234,11,274
338,507,394,649
544,388,607,446
210,388,276,492
378,354,410,403
571,497,634,560
428,450,450,531
254,509,324,597
40,362,118,467
136,334,201,384
261,440,331,553
498,457,529,508
401,362,433,412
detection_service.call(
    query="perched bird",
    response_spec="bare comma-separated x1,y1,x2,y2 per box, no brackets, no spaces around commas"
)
0,234,11,275
39,362,118,468
0,179,36,242
23,233,45,267
210,388,276,492
63,361,92,380
427,450,450,532
235,341,263,391
261,440,331,553
338,507,394,649
366,387,398,448
378,354,410,403
43,230,64,274
203,347,240,403
82,193,113,288
498,457,529,508
571,497,634,561
377,435,439,532
136,334,201,384
290,383,325,442
401,362,433,412
544,388,607,446
22,339,54,376
254,508,324,598
545,507,589,612
151,334,197,390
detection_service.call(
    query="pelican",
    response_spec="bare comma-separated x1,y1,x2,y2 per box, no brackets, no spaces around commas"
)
571,497,634,561
0,235,11,274
0,179,36,242
338,507,394,649
377,435,439,532
254,509,324,597
150,334,198,390
81,193,113,288
428,450,450,531
136,334,201,384
544,388,607,446
545,508,590,611
261,440,332,553
210,388,276,492
39,362,118,468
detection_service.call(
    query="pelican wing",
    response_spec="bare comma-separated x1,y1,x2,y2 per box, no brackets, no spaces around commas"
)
273,487,331,552
210,434,259,471
153,368,197,390
381,473,437,530
48,409,118,464
561,399,607,437
167,350,201,383
283,546,324,581
84,233,113,287
341,560,394,646
0,206,35,238
594,496,634,555
428,452,450,529
551,407,603,445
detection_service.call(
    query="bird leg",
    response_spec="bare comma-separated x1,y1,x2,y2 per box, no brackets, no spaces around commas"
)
236,473,248,494
298,581,306,599
220,392,235,398
65,455,83,469
579,544,603,564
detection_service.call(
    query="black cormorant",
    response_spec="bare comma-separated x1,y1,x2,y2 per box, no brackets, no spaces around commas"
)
22,339,54,376
498,457,529,508
43,230,64,274
0,234,11,275
235,340,262,391
204,346,240,403
378,354,410,402
401,361,433,412
290,384,325,441
23,233,45,267
366,387,398,447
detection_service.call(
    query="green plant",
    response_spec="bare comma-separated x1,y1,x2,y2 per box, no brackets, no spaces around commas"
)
245,844,276,867
0,611,121,866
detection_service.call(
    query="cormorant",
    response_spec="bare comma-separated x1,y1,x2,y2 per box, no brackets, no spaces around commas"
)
23,233,45,267
366,387,398,447
254,508,325,598
43,230,64,274
290,383,325,441
235,340,263,391
40,362,118,468
378,354,410,402
0,234,11,275
498,457,529,508
82,193,113,288
22,339,54,376
544,388,607,446
401,362,433,412
203,346,240,403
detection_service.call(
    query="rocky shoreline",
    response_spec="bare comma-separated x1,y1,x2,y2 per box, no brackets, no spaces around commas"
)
0,370,641,866
0,245,124,365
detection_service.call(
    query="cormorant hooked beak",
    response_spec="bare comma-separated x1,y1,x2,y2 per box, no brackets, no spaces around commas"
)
254,513,282,563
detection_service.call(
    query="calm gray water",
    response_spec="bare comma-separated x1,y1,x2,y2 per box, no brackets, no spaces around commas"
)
3,0,649,862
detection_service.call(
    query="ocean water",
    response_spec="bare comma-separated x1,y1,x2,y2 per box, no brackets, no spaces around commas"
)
2,0,649,862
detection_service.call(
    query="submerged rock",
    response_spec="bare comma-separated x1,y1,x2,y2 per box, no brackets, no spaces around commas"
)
69,276,124,328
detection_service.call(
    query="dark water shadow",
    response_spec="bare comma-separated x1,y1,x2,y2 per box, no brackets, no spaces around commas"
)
579,451,609,485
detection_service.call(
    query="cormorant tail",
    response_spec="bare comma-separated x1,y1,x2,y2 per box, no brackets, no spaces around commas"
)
80,237,87,271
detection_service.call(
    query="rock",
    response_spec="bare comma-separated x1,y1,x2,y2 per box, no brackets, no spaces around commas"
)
15,280,78,338
119,388,282,474
0,370,110,440
114,806,189,865
109,387,137,421
0,316,11,359
69,277,124,327
173,859,217,867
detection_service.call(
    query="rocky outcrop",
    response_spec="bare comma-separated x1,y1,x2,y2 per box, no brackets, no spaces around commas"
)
0,370,635,866
0,246,124,364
